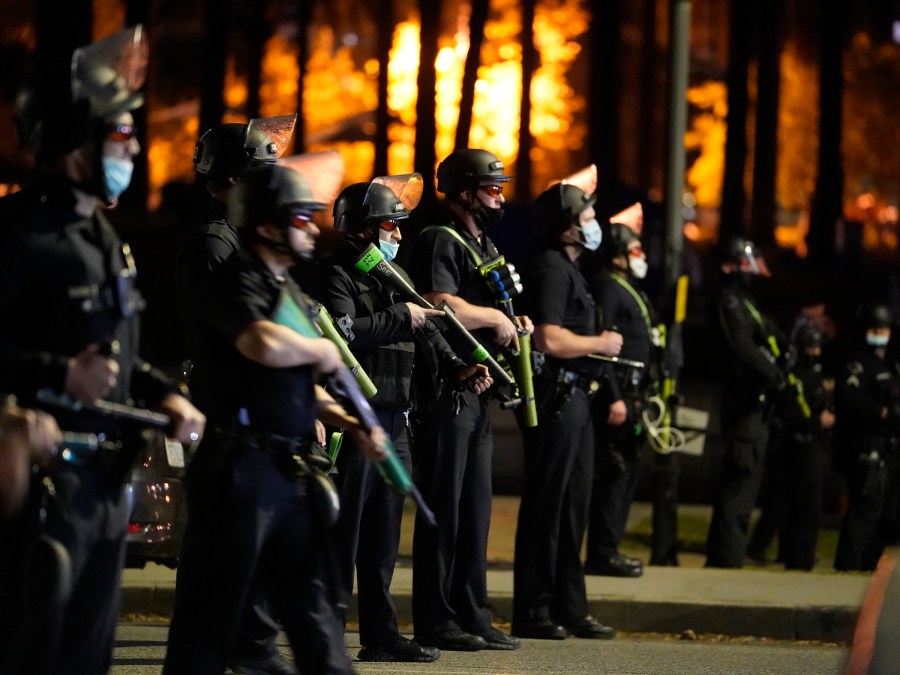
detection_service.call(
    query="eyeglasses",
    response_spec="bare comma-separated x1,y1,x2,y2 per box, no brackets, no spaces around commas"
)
628,246,644,258
379,219,401,232
106,124,136,143
287,209,314,230
479,185,503,198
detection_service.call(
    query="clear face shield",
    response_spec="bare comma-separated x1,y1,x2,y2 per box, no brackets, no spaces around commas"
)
71,25,148,118
278,149,346,209
246,114,297,160
364,173,424,220
737,243,770,277
556,163,598,196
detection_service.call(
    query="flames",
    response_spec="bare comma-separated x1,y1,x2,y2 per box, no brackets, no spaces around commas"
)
141,1,589,207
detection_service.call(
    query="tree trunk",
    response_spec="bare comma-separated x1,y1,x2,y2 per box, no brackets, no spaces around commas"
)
294,0,312,153
514,0,537,201
719,0,753,243
587,0,622,216
414,0,441,216
198,0,231,139
455,0,489,150
808,2,845,263
750,0,782,251
373,0,394,177
242,0,271,120
637,0,658,193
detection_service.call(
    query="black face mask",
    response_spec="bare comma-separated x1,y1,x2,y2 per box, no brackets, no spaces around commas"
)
472,203,504,231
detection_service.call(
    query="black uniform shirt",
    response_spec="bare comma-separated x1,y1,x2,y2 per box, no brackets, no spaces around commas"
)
409,214,500,354
201,248,316,438
525,246,600,376
0,178,173,432
318,249,465,410
593,271,652,368
716,279,783,395
175,200,242,412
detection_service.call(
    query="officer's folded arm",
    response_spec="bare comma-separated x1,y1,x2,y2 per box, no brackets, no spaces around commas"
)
535,323,620,360
235,320,343,371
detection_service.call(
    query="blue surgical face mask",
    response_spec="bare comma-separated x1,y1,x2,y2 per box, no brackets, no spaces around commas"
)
102,156,134,201
866,332,890,347
379,238,400,263
577,218,603,251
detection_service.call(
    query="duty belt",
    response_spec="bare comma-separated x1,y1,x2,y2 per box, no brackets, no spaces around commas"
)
559,369,601,395
233,429,310,455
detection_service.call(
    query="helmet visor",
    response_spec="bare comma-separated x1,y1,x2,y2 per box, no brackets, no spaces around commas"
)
366,173,423,219
610,202,643,236
71,25,148,111
550,163,597,195
247,114,297,159
278,149,346,207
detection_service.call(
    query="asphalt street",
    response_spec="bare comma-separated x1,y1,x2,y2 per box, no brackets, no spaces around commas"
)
111,623,849,674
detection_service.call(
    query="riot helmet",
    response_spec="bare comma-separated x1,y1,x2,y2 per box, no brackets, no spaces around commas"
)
533,183,597,241
856,303,893,351
600,221,641,260
792,321,824,350
194,114,296,181
436,148,511,196
719,237,770,277
16,26,147,162
228,163,324,235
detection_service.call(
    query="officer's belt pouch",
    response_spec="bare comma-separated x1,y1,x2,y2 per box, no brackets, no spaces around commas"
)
241,432,341,529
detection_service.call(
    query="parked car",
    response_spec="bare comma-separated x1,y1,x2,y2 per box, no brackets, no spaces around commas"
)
124,428,189,569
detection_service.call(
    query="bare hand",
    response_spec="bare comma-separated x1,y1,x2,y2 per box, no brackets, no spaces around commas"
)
820,409,835,430
405,303,444,329
65,345,120,401
351,424,389,462
607,399,628,426
157,393,206,444
314,419,327,446
454,364,493,395
515,315,535,335
597,330,623,357
0,405,61,466
316,339,345,375
493,312,520,351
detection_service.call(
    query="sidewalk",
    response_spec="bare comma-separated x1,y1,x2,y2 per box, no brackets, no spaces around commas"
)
121,497,874,643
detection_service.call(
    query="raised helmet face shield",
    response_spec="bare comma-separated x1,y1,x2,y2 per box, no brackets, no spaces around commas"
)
735,243,770,277
245,114,297,161
71,25,148,119
364,173,424,220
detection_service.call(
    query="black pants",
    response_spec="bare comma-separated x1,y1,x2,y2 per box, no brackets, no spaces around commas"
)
706,406,771,568
1,464,128,675
514,386,593,624
412,389,493,637
586,415,643,564
163,434,351,675
835,452,888,571
334,409,409,647
748,431,826,571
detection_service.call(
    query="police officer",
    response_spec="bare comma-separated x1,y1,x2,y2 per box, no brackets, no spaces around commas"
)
408,148,526,651
584,220,656,578
511,182,621,640
177,115,295,413
0,27,206,674
163,163,385,674
174,116,300,675
705,238,785,568
316,175,492,662
834,303,900,571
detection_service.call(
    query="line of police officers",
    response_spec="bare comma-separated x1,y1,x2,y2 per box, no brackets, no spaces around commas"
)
4,26,899,675
0,27,672,675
